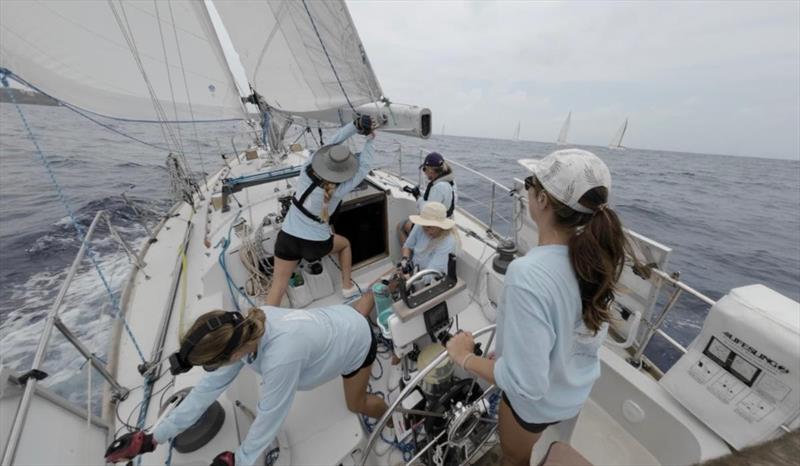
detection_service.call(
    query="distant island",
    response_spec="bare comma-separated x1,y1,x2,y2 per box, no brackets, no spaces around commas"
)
0,88,59,106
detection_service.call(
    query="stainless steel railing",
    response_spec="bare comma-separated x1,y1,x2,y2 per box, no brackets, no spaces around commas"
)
1,210,135,465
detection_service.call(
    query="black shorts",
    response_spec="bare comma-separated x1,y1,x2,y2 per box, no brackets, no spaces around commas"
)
274,230,333,262
502,392,560,434
342,324,377,379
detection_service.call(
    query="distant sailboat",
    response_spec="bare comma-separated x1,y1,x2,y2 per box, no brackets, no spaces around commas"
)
513,121,520,141
441,124,445,136
556,111,571,145
609,118,628,150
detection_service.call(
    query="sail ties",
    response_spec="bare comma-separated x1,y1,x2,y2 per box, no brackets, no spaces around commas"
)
1,73,148,364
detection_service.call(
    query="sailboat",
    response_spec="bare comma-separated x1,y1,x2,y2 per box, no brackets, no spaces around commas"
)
609,118,629,150
513,121,520,141
2,2,799,466
556,111,571,145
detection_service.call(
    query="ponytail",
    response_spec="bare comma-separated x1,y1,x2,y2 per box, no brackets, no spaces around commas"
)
533,179,647,334
184,307,266,366
320,182,337,223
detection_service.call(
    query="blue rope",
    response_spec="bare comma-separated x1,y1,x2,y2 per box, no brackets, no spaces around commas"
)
164,439,175,466
217,211,257,311
301,0,357,113
1,70,148,364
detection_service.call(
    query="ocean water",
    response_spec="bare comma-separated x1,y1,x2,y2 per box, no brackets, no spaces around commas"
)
1,104,799,407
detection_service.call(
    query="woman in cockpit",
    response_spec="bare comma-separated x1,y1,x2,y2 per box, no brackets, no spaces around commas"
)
266,116,376,306
398,201,458,277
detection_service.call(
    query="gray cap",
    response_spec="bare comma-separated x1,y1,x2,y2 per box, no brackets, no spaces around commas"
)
311,144,357,183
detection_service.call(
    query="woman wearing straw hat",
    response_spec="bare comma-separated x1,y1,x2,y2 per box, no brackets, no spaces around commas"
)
266,116,376,306
399,201,458,277
444,149,646,466
397,152,458,246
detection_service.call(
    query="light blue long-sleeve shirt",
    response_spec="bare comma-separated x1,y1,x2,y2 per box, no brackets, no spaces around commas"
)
153,305,371,465
493,245,608,423
416,175,456,217
402,225,456,274
281,123,374,241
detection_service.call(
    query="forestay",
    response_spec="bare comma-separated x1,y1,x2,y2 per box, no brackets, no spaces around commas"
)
213,0,383,121
0,0,245,121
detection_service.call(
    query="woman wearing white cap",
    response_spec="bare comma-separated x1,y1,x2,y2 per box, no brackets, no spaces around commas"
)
399,201,458,277
266,116,376,306
445,149,645,466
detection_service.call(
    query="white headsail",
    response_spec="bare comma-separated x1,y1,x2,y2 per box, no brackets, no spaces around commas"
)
609,118,629,149
213,0,381,121
0,0,246,121
212,0,430,138
556,111,571,145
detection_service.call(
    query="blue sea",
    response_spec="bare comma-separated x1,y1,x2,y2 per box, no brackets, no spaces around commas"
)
1,104,799,408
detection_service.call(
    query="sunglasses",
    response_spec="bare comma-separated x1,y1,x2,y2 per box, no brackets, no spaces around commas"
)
524,175,535,191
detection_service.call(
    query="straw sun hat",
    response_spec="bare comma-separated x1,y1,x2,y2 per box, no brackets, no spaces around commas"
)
311,144,357,183
409,202,456,230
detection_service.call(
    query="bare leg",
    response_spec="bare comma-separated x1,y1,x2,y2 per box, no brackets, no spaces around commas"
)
396,220,413,248
330,234,352,289
266,257,298,306
499,398,541,466
343,364,387,420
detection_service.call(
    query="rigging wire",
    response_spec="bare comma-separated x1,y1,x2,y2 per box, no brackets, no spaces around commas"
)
152,0,187,157
167,0,209,185
300,0,357,113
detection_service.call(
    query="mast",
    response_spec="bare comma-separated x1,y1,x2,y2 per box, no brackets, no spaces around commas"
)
609,118,628,149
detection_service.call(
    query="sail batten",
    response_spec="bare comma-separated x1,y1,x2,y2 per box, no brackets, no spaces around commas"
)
0,0,246,122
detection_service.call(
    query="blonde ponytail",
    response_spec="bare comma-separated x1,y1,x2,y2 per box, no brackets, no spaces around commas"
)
320,182,337,223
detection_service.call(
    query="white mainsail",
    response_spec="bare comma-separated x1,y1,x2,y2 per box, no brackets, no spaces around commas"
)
0,0,246,121
212,0,382,123
609,118,629,149
556,111,571,145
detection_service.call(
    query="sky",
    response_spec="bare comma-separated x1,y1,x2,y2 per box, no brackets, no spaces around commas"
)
348,1,800,160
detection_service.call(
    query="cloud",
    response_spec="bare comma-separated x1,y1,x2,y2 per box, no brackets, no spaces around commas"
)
349,0,800,159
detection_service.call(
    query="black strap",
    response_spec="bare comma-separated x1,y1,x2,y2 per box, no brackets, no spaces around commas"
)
423,177,455,218
292,165,326,223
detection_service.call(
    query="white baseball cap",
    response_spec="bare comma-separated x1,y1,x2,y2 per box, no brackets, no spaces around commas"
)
518,149,611,214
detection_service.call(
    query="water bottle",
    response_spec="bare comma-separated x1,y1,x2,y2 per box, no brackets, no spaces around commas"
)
372,283,394,330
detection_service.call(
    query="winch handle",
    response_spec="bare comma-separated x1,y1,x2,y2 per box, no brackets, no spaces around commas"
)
439,332,483,356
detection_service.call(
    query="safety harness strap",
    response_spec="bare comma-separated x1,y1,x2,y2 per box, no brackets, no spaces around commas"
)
292,165,342,224
423,178,456,217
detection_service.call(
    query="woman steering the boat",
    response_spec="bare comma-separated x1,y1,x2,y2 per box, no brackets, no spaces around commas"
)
398,201,458,277
266,116,376,306
105,292,386,466
397,151,457,246
445,149,643,466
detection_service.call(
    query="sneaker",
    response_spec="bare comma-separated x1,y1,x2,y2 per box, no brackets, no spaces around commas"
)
342,286,360,299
